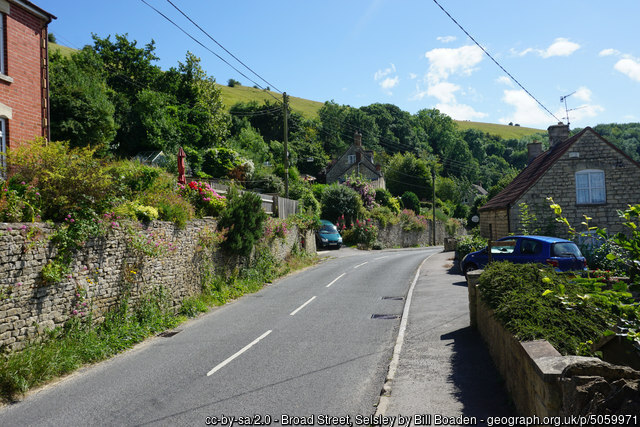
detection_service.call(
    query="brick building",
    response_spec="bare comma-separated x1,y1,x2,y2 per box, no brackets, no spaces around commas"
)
0,0,55,171
325,131,385,188
479,123,640,240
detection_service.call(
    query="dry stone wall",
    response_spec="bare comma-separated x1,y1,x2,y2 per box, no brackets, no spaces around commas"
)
0,219,308,352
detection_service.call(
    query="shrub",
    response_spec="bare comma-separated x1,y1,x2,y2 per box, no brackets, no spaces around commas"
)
7,140,115,221
247,170,284,194
344,174,377,209
478,262,635,356
106,161,160,200
369,206,397,228
217,187,267,256
455,233,487,260
202,147,244,178
374,188,400,213
0,179,41,222
342,218,378,247
179,181,226,217
398,209,428,231
401,191,420,214
299,191,321,217
320,184,362,224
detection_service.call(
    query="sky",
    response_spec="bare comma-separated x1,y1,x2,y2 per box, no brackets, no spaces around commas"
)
37,0,640,130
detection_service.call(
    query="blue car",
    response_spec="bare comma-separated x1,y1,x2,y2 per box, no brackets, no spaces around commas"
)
461,235,587,275
316,220,343,249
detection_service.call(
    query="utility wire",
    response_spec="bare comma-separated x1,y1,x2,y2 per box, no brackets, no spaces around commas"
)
139,0,283,105
430,0,562,123
165,0,283,94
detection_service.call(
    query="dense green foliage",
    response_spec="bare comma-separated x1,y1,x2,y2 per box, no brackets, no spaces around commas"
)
320,184,363,225
217,187,267,256
478,262,638,356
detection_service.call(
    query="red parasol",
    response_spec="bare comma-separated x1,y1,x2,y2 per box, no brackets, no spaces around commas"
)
177,147,186,185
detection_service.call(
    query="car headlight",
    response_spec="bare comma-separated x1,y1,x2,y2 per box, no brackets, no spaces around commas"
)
338,237,342,242
321,237,328,242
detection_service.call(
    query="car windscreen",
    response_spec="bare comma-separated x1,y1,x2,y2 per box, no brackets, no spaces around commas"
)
551,242,582,257
320,224,338,233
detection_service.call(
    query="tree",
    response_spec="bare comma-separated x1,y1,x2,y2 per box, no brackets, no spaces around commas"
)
320,184,363,225
412,108,459,156
384,152,432,199
49,50,116,151
227,78,241,87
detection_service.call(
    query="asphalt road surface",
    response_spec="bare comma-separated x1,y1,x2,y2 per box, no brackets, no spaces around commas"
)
0,247,440,426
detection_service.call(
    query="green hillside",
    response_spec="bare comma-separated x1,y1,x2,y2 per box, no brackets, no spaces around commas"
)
215,84,323,119
49,42,77,58
455,120,544,139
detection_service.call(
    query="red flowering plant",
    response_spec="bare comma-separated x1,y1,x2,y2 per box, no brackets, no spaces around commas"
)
179,180,226,217
342,217,378,247
344,174,377,210
264,217,288,240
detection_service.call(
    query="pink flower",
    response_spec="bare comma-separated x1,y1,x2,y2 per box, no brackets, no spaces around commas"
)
72,309,78,315
16,282,22,287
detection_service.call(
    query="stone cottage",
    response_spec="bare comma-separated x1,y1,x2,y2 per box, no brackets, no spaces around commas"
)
325,131,385,188
479,123,640,239
0,0,55,173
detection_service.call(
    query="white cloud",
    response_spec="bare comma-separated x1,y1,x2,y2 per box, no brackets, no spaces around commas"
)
496,76,513,87
436,103,487,121
380,76,399,94
599,48,620,57
541,38,580,58
512,38,580,58
500,89,603,127
424,45,484,83
437,35,457,43
499,89,556,127
409,72,418,80
374,63,396,81
427,81,460,104
574,86,592,102
614,58,640,82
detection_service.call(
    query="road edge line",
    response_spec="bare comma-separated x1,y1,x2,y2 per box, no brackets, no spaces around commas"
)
375,251,437,417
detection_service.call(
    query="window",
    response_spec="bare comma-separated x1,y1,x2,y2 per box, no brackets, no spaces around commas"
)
347,154,356,164
575,170,605,204
519,239,542,255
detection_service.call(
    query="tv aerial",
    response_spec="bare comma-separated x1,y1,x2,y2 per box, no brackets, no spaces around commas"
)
560,91,586,127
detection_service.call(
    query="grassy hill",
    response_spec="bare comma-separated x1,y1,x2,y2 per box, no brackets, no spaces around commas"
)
215,84,323,119
454,120,544,139
49,42,77,58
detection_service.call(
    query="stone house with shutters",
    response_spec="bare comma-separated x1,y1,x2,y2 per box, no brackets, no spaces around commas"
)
325,131,385,189
478,123,640,240
0,0,55,173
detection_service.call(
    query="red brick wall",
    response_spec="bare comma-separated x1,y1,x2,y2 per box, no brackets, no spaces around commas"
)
0,2,48,149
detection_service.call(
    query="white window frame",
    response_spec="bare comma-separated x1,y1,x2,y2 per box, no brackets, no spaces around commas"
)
347,154,356,164
575,169,606,205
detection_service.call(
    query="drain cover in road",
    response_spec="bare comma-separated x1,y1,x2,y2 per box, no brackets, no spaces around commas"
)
157,330,181,338
371,314,401,319
381,296,404,301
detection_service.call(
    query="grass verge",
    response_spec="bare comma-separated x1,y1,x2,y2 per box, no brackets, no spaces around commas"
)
0,248,319,402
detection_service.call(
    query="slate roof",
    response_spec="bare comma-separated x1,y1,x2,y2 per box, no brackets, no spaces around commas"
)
479,127,640,211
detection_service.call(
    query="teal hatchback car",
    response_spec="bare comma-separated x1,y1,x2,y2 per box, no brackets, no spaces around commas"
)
316,220,342,249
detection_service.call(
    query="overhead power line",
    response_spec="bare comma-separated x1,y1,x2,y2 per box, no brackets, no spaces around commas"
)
430,0,562,123
139,0,282,104
165,0,283,94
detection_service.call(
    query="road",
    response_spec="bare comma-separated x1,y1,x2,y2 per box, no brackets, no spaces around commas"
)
0,247,440,426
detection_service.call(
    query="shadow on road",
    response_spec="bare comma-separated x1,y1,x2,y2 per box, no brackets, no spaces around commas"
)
440,327,514,422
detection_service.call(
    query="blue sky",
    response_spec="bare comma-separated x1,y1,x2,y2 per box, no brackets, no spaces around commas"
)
38,0,640,129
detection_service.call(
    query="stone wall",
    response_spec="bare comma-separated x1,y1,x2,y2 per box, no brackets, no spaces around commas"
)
512,131,640,238
375,219,460,248
467,271,640,416
0,219,309,352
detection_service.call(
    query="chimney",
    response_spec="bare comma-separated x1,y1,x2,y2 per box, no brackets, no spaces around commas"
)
527,141,542,164
548,123,569,148
354,131,362,147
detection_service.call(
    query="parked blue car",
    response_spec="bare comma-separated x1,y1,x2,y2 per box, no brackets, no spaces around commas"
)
461,235,587,275
316,220,342,249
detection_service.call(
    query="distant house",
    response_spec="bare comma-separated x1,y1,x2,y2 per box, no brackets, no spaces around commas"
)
479,123,640,240
325,131,385,189
0,0,55,171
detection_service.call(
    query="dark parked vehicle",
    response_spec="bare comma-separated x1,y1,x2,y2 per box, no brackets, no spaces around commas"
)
461,235,587,275
316,220,342,249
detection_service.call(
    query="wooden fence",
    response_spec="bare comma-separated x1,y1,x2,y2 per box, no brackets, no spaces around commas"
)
186,177,298,219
